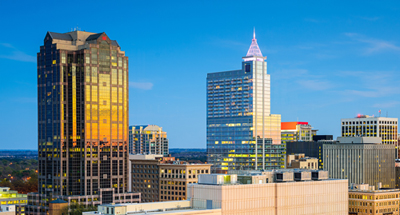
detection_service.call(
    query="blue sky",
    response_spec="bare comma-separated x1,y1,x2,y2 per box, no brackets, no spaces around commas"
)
1,1,400,149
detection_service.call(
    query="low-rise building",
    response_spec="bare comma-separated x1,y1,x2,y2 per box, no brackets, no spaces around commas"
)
159,163,211,201
349,183,400,215
130,155,211,202
83,201,221,215
286,154,318,170
85,169,347,215
0,205,15,215
0,187,27,215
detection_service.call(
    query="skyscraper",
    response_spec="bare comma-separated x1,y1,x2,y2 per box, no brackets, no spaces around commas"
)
129,125,169,155
27,31,139,215
206,31,285,172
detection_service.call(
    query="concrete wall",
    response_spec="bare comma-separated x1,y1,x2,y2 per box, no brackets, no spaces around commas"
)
189,179,348,215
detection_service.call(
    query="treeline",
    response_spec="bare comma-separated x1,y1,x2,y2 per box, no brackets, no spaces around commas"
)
0,158,38,194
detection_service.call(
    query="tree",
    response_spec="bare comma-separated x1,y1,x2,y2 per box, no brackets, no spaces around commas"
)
60,203,98,215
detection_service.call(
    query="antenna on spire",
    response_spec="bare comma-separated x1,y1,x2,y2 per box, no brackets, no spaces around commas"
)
253,27,256,39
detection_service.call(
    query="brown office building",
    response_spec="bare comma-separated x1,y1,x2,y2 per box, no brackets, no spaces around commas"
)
130,155,211,202
26,30,140,215
130,155,163,202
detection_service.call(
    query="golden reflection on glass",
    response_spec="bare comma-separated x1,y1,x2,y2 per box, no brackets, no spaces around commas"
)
99,74,110,141
86,67,91,82
92,123,98,139
112,124,117,139
72,66,76,141
118,69,122,85
92,86,97,102
112,105,117,122
118,106,122,122
92,67,98,83
86,123,91,139
86,85,91,101
118,124,122,140
86,104,91,120
112,69,117,85
118,88,122,103
112,87,117,103
92,105,98,121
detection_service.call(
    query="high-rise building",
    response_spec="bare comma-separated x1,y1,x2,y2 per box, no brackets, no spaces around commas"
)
27,31,140,215
129,125,169,155
281,121,317,144
206,31,284,172
324,137,395,188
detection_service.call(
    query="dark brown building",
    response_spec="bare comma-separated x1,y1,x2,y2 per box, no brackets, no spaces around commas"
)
26,30,140,215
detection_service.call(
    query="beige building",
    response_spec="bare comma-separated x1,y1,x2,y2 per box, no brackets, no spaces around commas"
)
83,201,221,215
86,170,347,215
0,205,15,215
190,172,348,215
159,163,211,201
286,154,318,170
129,154,211,202
349,184,400,215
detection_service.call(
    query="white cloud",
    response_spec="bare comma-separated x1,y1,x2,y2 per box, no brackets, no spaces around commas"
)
129,82,154,90
337,70,400,98
0,43,36,63
344,33,400,54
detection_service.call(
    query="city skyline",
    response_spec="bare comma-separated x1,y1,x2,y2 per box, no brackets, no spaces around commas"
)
2,1,400,149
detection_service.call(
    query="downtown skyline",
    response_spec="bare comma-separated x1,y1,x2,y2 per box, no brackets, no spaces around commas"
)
2,1,400,149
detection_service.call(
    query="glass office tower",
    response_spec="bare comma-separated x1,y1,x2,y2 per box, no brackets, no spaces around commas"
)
207,32,285,172
27,31,139,215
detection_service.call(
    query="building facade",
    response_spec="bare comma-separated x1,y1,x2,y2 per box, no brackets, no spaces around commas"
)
189,171,348,215
349,184,400,215
0,187,27,215
341,115,398,145
206,31,284,172
281,121,317,144
129,125,169,155
286,154,318,170
130,154,163,203
159,163,211,201
130,155,211,202
324,137,395,188
27,31,139,215
286,139,336,170
84,170,348,215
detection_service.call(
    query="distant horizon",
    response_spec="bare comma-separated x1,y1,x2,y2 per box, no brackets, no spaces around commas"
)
0,147,208,151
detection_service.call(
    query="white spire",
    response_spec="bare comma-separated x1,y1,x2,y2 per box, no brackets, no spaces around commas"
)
246,29,263,57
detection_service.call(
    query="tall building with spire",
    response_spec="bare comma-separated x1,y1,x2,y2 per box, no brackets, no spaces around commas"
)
26,31,140,215
206,31,285,172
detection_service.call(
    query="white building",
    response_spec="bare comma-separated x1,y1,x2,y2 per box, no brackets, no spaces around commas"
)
341,115,398,145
